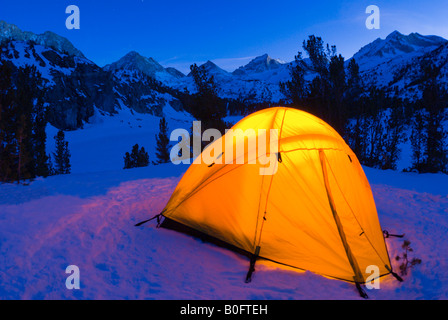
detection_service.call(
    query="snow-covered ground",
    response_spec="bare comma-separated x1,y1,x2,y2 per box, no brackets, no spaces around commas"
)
1,141,447,299
1,106,447,300
45,104,195,174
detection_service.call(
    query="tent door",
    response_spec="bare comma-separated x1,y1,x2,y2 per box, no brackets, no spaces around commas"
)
319,149,364,284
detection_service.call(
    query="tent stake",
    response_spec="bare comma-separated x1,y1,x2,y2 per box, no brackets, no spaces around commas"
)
385,265,404,282
245,246,260,283
355,282,369,299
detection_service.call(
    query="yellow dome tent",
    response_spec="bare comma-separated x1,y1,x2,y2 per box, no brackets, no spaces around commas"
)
137,107,402,298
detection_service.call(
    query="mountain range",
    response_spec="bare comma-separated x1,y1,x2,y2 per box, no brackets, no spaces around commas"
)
1,20,448,130
351,30,448,99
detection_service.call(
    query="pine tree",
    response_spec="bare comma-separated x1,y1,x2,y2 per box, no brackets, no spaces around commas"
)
46,154,55,176
123,152,132,169
123,144,149,169
0,62,49,182
189,63,228,138
130,144,140,167
303,35,331,76
420,61,447,173
63,140,71,174
53,130,71,175
0,61,17,182
138,147,149,167
15,66,36,181
345,85,406,170
328,53,347,135
16,113,30,181
53,130,65,174
409,60,448,173
380,105,406,170
410,108,427,172
32,91,49,177
301,35,348,135
346,58,362,94
279,52,307,106
155,117,171,164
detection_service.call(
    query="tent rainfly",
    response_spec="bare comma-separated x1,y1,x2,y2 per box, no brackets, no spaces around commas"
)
136,107,403,298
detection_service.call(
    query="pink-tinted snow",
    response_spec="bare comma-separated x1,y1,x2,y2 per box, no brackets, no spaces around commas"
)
0,164,447,299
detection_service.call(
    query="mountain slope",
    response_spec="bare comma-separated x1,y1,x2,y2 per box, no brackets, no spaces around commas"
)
0,21,186,129
190,60,230,77
2,20,448,126
353,31,446,67
350,30,448,98
166,56,290,104
233,54,285,75
103,51,184,82
0,20,85,58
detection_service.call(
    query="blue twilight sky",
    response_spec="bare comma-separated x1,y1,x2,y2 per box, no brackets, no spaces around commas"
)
1,0,447,73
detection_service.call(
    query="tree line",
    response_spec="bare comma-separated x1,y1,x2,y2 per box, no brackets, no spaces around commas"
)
2,37,445,176
279,35,447,173
125,62,230,168
135,43,447,174
0,61,71,183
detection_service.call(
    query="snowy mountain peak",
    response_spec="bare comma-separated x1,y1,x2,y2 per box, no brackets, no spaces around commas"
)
194,60,229,76
348,30,448,98
103,51,184,80
122,50,143,59
203,60,220,68
104,51,165,74
0,20,86,58
386,30,404,40
354,30,447,61
203,60,218,68
233,53,285,75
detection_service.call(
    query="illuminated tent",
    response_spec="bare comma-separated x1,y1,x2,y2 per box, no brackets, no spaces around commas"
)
137,107,402,297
